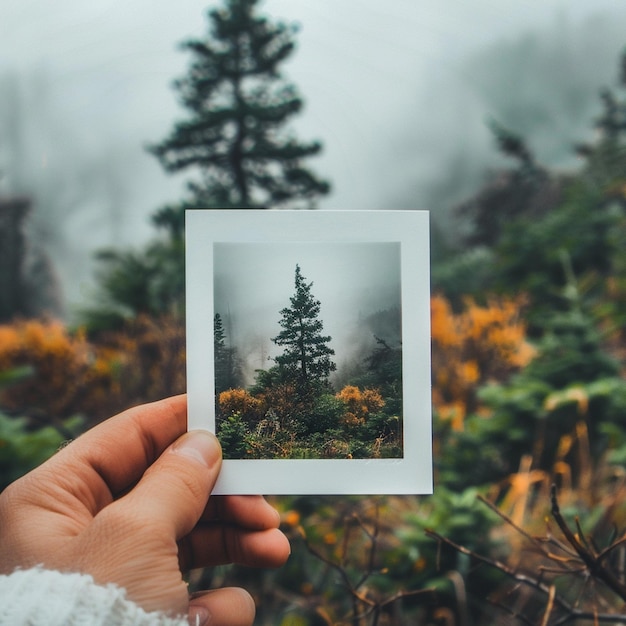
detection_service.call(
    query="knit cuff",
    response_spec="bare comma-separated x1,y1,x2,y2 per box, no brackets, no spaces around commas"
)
0,567,189,626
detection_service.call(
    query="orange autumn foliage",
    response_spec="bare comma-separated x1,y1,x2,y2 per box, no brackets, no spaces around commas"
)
0,318,117,420
0,315,186,423
336,385,385,427
431,294,535,430
218,387,262,422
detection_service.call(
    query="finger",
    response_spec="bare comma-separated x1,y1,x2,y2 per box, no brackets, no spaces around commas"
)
179,525,291,571
188,588,255,626
117,430,222,540
44,396,189,510
201,495,281,530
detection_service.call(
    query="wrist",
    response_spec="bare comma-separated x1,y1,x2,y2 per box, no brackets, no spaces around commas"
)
0,567,189,626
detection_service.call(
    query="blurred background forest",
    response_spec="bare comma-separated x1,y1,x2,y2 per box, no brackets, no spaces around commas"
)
3,0,626,624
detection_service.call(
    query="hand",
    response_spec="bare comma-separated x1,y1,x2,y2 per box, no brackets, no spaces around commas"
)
0,395,290,625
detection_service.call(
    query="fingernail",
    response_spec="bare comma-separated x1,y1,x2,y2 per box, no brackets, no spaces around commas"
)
188,605,211,626
171,431,221,468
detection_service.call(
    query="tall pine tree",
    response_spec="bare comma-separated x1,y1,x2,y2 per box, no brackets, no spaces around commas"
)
214,312,242,392
272,264,336,395
149,0,330,209
214,312,230,393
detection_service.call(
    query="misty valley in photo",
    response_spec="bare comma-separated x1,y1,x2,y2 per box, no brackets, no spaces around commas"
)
213,242,403,460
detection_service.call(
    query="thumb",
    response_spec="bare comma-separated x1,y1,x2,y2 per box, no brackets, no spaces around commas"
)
120,430,222,539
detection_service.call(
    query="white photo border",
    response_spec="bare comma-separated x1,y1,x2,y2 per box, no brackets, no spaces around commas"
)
186,209,432,495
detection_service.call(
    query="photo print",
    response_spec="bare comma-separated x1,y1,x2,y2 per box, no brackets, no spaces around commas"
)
186,210,432,494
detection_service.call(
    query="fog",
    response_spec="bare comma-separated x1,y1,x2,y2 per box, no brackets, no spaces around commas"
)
1,0,626,314
214,242,401,386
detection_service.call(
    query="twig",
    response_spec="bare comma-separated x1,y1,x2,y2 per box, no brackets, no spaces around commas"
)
550,485,626,602
540,585,556,626
301,510,435,626
427,527,626,624
424,528,573,611
478,494,545,550
478,494,579,570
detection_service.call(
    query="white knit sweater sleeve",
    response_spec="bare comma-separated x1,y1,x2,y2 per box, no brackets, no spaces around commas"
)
0,567,189,626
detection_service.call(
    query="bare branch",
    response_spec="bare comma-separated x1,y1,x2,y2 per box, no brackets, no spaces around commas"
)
424,528,571,608
540,585,556,626
550,485,626,602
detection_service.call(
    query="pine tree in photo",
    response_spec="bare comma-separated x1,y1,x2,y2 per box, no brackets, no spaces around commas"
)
214,313,231,393
214,312,243,393
272,264,336,395
149,0,330,209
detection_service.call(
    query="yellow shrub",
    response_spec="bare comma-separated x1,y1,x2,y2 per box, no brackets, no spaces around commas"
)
219,387,262,422
336,385,385,426
0,315,186,424
431,294,535,430
0,319,114,419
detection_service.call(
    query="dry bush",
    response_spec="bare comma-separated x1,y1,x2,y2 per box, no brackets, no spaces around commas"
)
431,294,535,430
0,315,185,424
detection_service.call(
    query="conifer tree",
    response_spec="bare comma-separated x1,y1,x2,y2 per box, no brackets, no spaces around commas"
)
214,312,242,392
214,313,229,393
149,0,330,209
272,264,336,394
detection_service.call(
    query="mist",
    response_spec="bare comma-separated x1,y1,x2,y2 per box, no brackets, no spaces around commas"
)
1,0,626,314
214,242,401,387
382,9,626,238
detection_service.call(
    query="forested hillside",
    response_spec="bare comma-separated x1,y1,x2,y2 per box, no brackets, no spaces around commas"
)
2,1,626,623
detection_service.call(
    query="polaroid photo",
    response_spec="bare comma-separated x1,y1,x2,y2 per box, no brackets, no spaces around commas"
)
186,209,432,495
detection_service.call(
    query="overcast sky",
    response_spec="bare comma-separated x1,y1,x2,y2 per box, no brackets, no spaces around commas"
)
1,0,625,310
